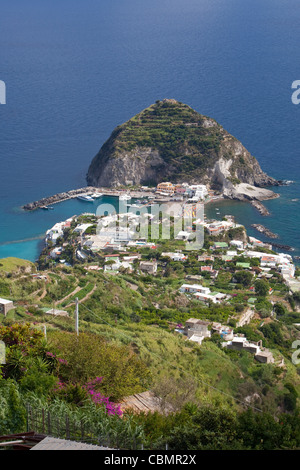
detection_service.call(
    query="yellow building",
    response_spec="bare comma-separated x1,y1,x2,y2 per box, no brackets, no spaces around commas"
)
156,182,175,194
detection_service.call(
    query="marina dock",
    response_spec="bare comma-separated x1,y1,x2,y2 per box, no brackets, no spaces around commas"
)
22,187,157,211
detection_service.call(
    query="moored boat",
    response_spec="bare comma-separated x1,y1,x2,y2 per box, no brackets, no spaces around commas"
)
77,195,95,202
119,194,131,200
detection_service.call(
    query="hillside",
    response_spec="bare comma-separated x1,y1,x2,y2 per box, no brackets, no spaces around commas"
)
0,244,299,448
0,257,35,273
87,99,278,200
0,207,300,450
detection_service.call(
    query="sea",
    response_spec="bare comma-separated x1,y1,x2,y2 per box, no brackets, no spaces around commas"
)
0,0,299,262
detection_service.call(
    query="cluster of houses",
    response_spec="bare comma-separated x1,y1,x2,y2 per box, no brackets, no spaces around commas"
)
207,235,296,283
103,254,158,275
178,317,276,364
222,335,275,364
202,219,243,237
156,182,208,202
43,193,297,299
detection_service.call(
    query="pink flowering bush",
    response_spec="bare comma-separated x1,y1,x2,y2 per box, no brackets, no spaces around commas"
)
53,377,123,417
84,377,123,417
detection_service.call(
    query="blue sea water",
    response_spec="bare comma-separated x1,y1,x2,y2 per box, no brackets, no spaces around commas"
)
0,0,300,262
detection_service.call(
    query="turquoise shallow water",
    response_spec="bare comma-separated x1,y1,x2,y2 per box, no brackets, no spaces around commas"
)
0,196,120,261
0,0,300,262
0,183,298,264
205,182,300,261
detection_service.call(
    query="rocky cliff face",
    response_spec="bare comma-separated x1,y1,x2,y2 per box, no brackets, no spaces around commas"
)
87,99,278,200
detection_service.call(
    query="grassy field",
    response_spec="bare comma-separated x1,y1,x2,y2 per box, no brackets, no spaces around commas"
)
0,257,35,273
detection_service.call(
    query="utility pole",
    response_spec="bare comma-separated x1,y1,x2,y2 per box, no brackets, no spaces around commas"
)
75,297,79,336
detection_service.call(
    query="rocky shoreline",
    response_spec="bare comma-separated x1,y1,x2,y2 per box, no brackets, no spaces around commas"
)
22,185,279,213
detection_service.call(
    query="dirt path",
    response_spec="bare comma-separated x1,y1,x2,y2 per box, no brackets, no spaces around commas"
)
64,284,97,308
58,286,82,304
237,308,255,327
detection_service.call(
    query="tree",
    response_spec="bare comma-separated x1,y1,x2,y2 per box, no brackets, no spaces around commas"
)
48,331,150,401
160,404,240,450
274,302,287,318
238,409,283,450
255,279,270,297
5,382,27,434
234,270,253,288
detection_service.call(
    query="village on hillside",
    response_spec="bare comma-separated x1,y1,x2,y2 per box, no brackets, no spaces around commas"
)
1,181,300,449
1,182,293,365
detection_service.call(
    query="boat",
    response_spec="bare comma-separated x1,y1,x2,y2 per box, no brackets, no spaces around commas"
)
77,195,95,203
41,205,54,210
119,194,131,200
91,192,103,198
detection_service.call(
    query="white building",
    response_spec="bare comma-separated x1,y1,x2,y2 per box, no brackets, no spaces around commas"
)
248,236,272,250
188,185,208,200
104,260,132,273
194,291,228,304
179,284,211,295
73,223,93,235
230,240,244,250
161,252,188,261
50,247,63,259
45,218,74,245
175,230,194,241
0,298,14,316
45,223,64,245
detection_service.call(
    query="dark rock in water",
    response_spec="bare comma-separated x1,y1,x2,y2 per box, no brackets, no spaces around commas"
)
277,180,294,186
272,243,294,252
87,99,278,201
251,224,279,239
251,201,271,216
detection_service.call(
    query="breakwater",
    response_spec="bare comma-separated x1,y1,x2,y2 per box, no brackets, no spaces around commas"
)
22,187,155,211
22,187,98,211
250,200,271,216
251,224,278,239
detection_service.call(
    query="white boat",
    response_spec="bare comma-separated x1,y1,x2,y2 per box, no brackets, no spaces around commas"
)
91,192,103,198
119,194,131,200
77,195,95,202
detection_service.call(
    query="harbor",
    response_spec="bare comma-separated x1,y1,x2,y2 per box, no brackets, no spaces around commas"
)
22,187,156,211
